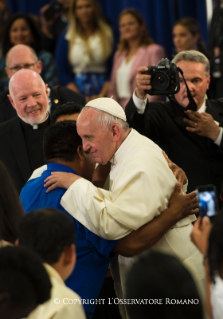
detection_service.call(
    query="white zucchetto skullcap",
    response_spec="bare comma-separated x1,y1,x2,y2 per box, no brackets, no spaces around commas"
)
85,97,127,122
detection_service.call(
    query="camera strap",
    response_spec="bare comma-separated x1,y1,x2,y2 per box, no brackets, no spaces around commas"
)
168,67,197,112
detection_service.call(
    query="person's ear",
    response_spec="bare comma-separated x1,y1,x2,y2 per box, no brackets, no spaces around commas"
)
207,75,211,89
111,124,121,142
45,83,49,97
63,244,76,268
4,67,11,78
76,145,85,161
15,239,19,246
7,94,16,109
36,60,42,74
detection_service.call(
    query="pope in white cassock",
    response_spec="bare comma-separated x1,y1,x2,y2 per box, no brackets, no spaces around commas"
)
43,97,205,313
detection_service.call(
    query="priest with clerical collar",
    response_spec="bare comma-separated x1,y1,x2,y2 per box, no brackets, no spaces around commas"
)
0,69,51,193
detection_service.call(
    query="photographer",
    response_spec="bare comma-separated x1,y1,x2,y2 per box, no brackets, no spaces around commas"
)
40,0,70,54
125,50,223,194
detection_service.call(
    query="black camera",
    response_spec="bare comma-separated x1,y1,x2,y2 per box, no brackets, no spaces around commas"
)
44,0,63,21
144,58,180,95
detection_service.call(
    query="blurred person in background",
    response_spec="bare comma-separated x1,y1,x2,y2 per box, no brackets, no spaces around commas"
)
208,0,223,99
0,246,52,319
209,0,223,58
0,0,9,56
18,208,86,319
0,0,9,89
109,8,166,109
40,0,71,54
191,212,223,319
124,251,204,319
56,0,113,101
0,13,59,92
173,17,210,58
0,44,85,124
0,161,24,247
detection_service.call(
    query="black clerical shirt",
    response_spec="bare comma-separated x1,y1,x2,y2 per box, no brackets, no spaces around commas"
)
19,116,51,172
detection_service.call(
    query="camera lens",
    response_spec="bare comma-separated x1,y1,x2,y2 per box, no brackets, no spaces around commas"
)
152,72,169,90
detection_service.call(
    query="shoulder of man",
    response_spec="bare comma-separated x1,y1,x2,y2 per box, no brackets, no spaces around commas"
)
0,116,19,135
146,100,172,112
206,98,223,112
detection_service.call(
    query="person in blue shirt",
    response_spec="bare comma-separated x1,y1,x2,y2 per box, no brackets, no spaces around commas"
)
20,120,198,319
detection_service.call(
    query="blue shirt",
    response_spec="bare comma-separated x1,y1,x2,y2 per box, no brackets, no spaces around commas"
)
20,163,117,318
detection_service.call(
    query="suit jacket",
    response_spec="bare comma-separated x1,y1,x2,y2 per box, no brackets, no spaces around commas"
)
109,44,166,108
0,86,86,124
0,117,40,193
125,97,223,194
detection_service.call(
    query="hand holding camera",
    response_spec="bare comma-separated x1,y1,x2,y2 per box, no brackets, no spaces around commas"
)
135,58,180,99
135,66,153,99
143,58,180,95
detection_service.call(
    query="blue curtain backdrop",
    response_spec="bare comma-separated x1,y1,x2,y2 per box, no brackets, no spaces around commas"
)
6,0,208,58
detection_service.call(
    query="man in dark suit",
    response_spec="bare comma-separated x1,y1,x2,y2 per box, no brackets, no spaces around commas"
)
0,65,84,194
0,44,85,124
125,50,223,194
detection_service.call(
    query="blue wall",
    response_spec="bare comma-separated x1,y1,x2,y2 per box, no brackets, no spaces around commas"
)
6,0,208,58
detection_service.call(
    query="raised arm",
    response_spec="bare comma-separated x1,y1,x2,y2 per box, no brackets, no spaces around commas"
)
113,183,198,257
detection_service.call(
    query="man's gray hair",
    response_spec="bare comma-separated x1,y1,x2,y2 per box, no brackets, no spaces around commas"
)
172,50,210,76
81,106,129,131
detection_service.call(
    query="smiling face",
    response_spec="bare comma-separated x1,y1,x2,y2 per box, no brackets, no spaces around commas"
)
173,24,198,52
119,13,143,42
175,60,210,109
9,18,33,46
8,70,48,125
77,108,118,165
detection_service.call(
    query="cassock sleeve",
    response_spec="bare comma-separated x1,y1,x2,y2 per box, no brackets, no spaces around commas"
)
61,156,176,240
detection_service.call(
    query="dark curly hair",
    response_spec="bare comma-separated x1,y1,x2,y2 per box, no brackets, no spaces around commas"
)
51,102,83,124
43,120,82,162
19,208,75,264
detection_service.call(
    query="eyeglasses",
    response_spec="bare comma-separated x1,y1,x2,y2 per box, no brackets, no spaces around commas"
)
7,61,38,72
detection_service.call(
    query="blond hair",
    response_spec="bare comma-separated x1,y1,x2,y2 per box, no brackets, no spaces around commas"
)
68,0,113,62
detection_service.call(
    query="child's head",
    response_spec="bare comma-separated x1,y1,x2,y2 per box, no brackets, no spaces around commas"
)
18,208,76,280
0,246,51,319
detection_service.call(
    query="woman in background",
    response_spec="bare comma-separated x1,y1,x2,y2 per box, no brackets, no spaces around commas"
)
0,161,24,246
172,17,210,57
0,13,59,92
109,8,166,109
56,0,113,101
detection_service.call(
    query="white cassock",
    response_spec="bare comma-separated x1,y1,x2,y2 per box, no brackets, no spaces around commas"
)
61,129,204,298
29,129,205,316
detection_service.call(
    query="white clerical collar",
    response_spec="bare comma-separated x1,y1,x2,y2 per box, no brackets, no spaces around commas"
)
110,129,134,166
32,112,49,129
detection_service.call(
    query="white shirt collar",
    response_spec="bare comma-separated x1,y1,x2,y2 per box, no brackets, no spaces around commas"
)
197,95,207,113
